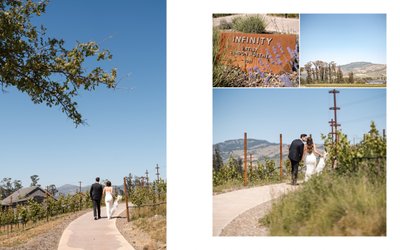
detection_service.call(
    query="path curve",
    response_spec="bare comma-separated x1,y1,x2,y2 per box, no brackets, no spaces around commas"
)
213,183,298,236
58,204,134,250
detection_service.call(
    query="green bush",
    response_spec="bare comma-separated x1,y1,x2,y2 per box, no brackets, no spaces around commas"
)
261,122,386,236
232,15,266,34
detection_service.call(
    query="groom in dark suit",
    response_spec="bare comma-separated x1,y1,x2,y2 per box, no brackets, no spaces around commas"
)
90,177,103,220
288,134,307,185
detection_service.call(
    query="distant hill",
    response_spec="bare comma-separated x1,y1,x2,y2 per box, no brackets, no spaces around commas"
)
57,184,124,197
214,138,324,163
57,184,90,196
300,61,386,80
340,62,386,79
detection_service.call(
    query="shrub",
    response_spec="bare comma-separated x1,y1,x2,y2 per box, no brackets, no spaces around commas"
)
232,15,266,34
218,19,232,30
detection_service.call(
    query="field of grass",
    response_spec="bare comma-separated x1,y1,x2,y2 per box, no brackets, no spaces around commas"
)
260,172,386,236
302,83,386,88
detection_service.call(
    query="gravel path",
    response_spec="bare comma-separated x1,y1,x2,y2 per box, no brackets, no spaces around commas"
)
213,183,298,236
220,200,274,236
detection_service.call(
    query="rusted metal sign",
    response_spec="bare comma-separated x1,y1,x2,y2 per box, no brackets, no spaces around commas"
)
217,32,297,74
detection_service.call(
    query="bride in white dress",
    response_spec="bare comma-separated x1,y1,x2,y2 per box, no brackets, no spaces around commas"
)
304,136,322,181
103,181,114,219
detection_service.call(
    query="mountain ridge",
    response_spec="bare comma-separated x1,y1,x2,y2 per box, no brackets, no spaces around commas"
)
300,61,386,80
214,138,324,163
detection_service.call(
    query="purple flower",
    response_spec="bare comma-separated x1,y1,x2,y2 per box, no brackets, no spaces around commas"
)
279,74,293,87
264,75,271,85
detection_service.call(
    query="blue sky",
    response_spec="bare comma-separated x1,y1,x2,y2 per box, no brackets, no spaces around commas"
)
213,88,386,145
300,14,386,66
0,0,166,187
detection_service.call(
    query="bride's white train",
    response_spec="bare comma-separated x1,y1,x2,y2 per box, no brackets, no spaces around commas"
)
110,195,123,217
305,150,328,181
304,136,328,181
315,151,328,174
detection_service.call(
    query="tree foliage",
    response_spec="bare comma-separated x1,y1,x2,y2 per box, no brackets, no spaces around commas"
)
0,177,22,199
213,146,223,172
0,191,94,228
30,174,39,186
213,154,280,188
322,121,386,177
0,0,117,125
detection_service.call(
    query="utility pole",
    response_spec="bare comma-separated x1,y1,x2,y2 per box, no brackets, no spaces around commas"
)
329,89,341,168
156,164,160,182
145,170,149,186
329,89,341,145
78,181,82,193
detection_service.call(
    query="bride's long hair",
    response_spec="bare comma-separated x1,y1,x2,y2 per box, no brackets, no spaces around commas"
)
306,135,314,153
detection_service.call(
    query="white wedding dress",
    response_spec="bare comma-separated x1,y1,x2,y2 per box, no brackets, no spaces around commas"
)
305,152,317,181
105,191,113,219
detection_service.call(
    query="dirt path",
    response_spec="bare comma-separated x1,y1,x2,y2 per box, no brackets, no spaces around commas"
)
213,183,298,236
58,205,134,249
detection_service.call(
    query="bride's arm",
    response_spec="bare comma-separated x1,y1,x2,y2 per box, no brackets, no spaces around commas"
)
313,143,322,157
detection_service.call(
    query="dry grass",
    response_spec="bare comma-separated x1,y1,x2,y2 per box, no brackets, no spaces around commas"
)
261,173,386,236
0,210,89,249
116,204,166,250
117,213,166,250
133,215,166,246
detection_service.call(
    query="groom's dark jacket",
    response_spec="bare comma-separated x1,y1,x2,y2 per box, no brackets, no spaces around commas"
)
90,182,103,200
288,139,304,162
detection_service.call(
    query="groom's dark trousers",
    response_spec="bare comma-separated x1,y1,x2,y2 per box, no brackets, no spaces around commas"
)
288,138,304,185
90,182,103,219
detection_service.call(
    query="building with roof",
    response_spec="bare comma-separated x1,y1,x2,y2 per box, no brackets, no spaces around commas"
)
1,186,55,208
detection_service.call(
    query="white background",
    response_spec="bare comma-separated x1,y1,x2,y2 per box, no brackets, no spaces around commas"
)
167,0,399,249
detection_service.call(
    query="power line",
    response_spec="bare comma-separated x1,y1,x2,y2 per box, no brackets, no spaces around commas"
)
341,113,386,124
341,93,385,107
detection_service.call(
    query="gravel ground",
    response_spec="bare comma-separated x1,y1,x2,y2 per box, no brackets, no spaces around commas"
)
213,14,299,35
116,212,166,250
220,200,273,236
0,210,89,250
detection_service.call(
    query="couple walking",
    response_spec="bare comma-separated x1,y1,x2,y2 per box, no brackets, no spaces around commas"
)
89,177,117,220
289,134,327,185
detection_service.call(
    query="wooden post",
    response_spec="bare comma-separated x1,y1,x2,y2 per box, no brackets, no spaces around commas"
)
250,153,253,180
280,134,283,180
123,177,130,222
244,132,248,186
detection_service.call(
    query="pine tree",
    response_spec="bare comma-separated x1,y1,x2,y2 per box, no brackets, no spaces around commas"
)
213,146,224,172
